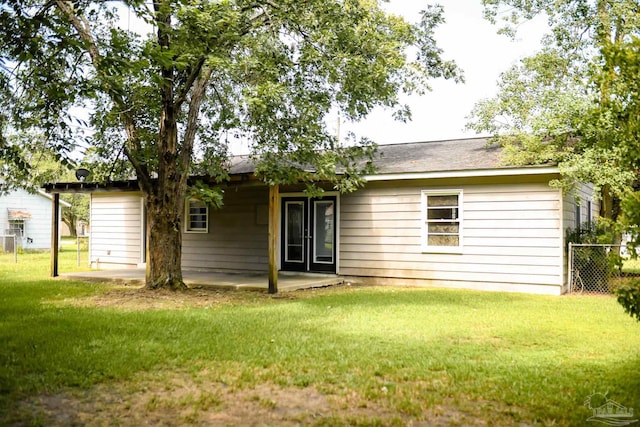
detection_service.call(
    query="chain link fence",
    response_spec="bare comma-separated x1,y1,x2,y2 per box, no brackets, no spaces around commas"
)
568,243,623,294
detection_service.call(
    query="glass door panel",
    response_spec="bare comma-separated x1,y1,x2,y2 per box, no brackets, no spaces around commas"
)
285,201,305,263
310,197,336,273
313,201,334,264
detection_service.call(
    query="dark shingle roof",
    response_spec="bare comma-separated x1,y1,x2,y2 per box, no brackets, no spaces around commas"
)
43,137,555,194
373,137,501,174
228,156,256,175
228,137,506,176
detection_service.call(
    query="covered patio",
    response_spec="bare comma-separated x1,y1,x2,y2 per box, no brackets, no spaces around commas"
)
59,269,344,292
45,177,286,293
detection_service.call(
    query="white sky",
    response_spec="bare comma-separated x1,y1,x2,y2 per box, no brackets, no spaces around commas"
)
338,0,548,145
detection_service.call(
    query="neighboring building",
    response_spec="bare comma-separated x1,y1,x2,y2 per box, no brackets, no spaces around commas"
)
44,138,600,295
0,188,70,250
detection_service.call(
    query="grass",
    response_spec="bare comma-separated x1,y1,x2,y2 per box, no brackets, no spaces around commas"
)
1,249,639,425
623,257,640,275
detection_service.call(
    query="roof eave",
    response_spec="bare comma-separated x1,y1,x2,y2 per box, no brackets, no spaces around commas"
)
43,179,141,194
36,189,72,207
363,166,560,182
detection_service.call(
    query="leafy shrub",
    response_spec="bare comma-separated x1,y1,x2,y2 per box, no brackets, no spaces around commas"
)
616,280,640,322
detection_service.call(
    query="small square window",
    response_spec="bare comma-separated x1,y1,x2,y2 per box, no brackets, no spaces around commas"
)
422,190,462,252
185,199,208,233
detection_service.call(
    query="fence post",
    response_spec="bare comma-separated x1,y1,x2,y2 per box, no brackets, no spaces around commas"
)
13,235,17,264
567,242,573,293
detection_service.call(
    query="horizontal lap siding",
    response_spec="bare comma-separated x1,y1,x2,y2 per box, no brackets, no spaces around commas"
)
0,190,59,249
182,187,269,271
339,182,563,292
90,193,142,266
562,182,599,230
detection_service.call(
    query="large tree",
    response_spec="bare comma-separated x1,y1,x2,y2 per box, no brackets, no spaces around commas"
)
468,0,640,220
0,1,461,290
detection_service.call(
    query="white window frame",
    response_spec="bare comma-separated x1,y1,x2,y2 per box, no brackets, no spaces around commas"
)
7,219,25,238
421,189,463,253
184,199,209,233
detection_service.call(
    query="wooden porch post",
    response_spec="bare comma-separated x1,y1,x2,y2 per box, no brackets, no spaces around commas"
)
268,184,279,294
50,192,60,277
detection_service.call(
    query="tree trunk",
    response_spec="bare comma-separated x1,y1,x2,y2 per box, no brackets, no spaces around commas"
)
145,191,188,291
64,217,77,238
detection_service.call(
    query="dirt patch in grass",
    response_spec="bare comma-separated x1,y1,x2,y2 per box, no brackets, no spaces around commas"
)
16,371,502,426
21,380,333,426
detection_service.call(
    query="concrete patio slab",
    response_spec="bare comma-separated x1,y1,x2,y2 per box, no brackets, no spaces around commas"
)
59,269,343,292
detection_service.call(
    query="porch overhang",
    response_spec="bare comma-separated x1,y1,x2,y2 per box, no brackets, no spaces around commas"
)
42,173,261,195
42,175,282,292
43,179,142,194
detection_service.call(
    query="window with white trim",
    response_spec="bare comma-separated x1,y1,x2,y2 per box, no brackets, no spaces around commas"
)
422,190,462,250
7,219,24,238
185,199,208,233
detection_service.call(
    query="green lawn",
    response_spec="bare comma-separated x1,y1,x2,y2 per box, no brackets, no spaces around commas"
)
624,257,640,275
1,250,639,426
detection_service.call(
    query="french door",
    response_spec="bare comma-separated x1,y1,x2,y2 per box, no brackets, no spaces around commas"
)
281,196,336,273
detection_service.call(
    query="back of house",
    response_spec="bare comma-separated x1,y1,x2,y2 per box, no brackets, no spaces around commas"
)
46,137,599,295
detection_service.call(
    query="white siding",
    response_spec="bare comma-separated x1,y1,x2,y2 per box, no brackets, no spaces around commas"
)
0,189,61,250
182,187,269,271
339,180,565,295
90,193,143,268
562,182,599,231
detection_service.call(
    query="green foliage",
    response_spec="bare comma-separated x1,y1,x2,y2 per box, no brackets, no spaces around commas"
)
616,280,640,322
620,191,640,258
472,1,640,219
186,180,224,210
566,221,611,246
552,146,635,201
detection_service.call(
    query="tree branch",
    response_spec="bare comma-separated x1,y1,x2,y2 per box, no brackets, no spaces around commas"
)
179,66,212,189
174,57,206,110
55,0,152,193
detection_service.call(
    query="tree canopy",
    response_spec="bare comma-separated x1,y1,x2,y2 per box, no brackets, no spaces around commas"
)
0,1,461,289
469,0,640,220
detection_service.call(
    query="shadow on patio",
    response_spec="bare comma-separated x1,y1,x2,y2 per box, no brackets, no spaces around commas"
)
59,269,344,292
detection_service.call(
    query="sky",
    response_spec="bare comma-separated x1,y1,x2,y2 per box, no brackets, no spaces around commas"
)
336,0,548,146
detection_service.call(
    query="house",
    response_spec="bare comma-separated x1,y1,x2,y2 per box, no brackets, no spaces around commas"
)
43,137,599,295
0,188,70,251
